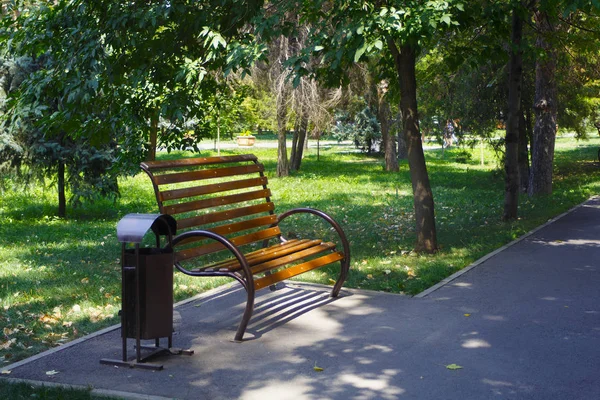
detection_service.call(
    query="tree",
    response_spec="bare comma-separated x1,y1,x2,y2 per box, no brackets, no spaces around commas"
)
276,1,465,252
1,0,266,214
528,0,600,195
504,4,526,220
528,4,558,196
377,81,399,172
269,35,293,177
0,5,121,217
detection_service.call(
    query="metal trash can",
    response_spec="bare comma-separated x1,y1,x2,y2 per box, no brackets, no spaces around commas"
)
100,213,193,370
122,246,173,339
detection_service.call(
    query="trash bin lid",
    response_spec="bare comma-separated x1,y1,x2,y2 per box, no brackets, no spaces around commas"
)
116,213,177,243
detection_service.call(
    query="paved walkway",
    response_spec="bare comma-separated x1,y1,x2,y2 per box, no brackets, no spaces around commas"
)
2,198,600,399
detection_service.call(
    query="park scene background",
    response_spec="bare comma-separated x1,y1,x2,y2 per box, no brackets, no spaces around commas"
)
1,1,600,398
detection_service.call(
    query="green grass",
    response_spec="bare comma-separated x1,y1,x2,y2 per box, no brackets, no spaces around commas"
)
0,380,110,399
1,135,600,371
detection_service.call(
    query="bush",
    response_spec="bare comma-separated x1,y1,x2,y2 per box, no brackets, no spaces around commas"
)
454,149,473,163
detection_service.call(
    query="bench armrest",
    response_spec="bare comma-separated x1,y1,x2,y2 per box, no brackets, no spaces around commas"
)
165,229,255,342
277,207,351,269
166,230,254,290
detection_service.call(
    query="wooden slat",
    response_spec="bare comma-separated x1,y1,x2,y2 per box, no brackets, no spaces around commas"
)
163,189,271,215
175,227,281,261
245,240,322,267
202,239,321,272
241,239,307,259
154,164,264,185
209,215,278,237
250,242,336,275
177,202,275,230
160,177,268,202
253,252,345,290
175,224,282,248
141,154,258,171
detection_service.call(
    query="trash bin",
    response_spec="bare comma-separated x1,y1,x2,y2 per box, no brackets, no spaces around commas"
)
122,246,173,339
100,213,193,370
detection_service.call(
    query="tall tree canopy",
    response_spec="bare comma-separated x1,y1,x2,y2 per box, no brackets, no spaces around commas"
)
264,0,466,252
0,0,265,215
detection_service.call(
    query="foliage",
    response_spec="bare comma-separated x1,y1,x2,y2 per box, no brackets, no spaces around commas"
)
0,0,267,214
0,56,119,209
331,103,381,153
453,149,473,163
555,10,600,137
237,78,277,133
417,49,510,142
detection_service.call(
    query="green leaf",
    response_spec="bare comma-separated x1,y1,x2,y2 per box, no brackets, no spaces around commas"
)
373,40,383,50
354,42,368,63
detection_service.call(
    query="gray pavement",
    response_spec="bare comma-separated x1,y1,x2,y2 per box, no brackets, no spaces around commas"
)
2,197,600,399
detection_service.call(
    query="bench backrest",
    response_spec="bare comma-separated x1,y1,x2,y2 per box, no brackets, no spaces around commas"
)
141,154,281,262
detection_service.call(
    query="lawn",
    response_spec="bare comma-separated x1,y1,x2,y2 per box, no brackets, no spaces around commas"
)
1,135,600,367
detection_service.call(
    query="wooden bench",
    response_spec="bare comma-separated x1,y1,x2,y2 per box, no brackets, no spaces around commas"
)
140,154,350,342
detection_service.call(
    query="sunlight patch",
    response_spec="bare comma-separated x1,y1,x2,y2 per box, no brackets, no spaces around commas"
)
462,338,492,349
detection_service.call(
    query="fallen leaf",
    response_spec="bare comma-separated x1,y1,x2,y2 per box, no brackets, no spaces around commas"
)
446,364,463,370
0,338,16,350
1,370,11,375
313,364,324,372
46,370,60,376
464,314,471,317
39,314,59,324
80,277,89,284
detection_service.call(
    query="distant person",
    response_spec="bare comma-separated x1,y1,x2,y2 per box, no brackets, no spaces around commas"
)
444,119,455,147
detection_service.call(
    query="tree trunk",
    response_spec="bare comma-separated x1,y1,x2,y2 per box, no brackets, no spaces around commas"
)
518,108,530,192
503,8,524,220
274,36,291,177
397,107,408,159
377,84,399,172
528,9,557,196
58,159,66,218
390,41,437,253
290,106,308,171
276,81,290,177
